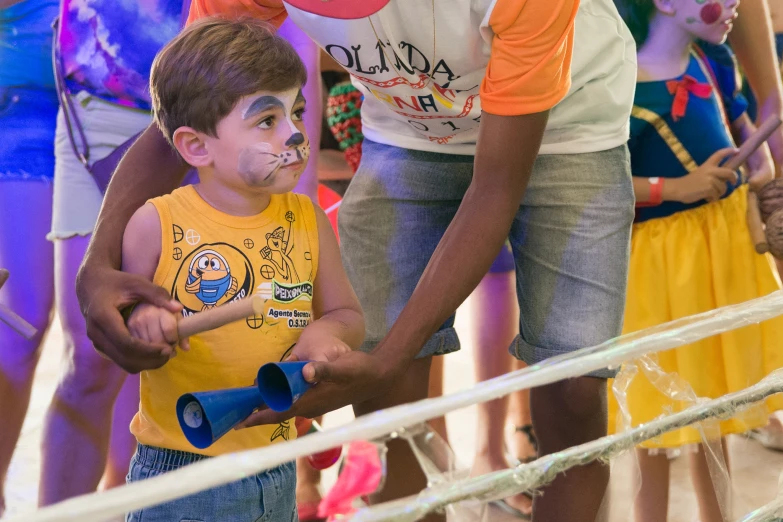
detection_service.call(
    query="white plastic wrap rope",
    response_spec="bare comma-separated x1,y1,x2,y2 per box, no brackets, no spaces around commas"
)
350,370,783,521
13,291,783,522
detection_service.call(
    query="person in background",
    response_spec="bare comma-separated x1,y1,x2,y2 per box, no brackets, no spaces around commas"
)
0,0,59,515
324,74,536,518
737,0,783,453
609,0,783,518
36,0,184,504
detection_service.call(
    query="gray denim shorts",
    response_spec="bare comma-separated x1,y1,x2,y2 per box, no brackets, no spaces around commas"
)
338,140,634,379
126,444,296,522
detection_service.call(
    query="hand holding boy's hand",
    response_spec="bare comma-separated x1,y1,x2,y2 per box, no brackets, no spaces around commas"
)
746,142,775,192
127,303,190,353
236,349,392,428
664,148,738,204
76,262,183,373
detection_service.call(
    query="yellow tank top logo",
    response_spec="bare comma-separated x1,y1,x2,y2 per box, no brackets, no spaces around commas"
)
172,243,255,314
260,211,304,283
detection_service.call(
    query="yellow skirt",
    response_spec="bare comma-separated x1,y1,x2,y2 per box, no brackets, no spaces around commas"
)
607,185,783,449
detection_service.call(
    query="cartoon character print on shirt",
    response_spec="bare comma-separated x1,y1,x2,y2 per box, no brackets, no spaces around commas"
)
185,250,237,310
260,211,301,283
171,243,255,315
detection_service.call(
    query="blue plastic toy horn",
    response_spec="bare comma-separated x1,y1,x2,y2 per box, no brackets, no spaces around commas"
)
176,386,265,449
257,361,312,412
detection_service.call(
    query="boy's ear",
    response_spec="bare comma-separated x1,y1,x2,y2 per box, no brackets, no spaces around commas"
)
653,0,676,16
172,127,211,167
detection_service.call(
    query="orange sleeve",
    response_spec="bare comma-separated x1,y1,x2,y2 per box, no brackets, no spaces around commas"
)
187,0,288,28
480,0,579,116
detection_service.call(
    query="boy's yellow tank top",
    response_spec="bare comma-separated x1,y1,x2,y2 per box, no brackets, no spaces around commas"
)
130,186,319,456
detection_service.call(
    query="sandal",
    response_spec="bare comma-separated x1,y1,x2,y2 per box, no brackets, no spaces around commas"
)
505,424,538,466
489,498,532,520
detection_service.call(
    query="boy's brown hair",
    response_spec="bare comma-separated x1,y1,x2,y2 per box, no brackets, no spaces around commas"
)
150,17,308,144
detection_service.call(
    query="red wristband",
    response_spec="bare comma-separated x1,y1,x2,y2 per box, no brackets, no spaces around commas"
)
637,177,664,207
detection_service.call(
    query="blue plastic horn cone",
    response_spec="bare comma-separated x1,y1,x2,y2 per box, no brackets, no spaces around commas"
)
176,386,265,449
257,361,312,412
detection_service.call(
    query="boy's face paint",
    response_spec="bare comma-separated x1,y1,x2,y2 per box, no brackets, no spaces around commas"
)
208,87,309,193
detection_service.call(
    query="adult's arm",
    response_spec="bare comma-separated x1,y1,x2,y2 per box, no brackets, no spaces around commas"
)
729,0,783,168
76,125,189,372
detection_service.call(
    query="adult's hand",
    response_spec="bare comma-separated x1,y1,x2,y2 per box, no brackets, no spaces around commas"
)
76,260,182,373
237,350,395,427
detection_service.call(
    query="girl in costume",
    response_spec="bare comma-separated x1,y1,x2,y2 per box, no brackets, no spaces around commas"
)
610,0,783,519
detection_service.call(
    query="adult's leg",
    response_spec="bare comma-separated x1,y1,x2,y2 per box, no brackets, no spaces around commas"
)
41,95,151,505
469,269,532,514
507,359,535,463
339,141,472,522
509,146,634,521
353,357,435,513
100,373,139,490
0,182,54,514
633,450,670,522
427,355,448,441
39,235,127,505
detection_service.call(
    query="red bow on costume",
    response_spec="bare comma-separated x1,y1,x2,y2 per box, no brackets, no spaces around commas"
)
666,75,712,121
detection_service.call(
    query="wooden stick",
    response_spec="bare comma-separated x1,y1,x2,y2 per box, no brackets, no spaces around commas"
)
0,269,38,340
722,116,781,254
723,116,781,171
747,191,770,254
0,303,37,340
177,294,266,339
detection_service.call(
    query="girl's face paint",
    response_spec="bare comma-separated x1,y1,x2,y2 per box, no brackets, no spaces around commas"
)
670,0,737,44
699,2,723,24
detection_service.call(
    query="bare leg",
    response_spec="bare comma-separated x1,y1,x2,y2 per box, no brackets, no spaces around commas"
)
532,377,610,522
354,357,444,522
295,415,324,520
633,450,670,522
100,374,138,490
39,235,127,505
469,271,531,513
0,182,55,515
507,358,535,461
690,440,731,522
427,355,448,441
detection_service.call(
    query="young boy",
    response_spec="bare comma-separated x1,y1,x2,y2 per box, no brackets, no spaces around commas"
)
121,18,364,521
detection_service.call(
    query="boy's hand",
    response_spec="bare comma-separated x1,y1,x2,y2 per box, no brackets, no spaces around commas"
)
127,303,190,352
746,142,776,192
663,148,738,204
286,326,352,364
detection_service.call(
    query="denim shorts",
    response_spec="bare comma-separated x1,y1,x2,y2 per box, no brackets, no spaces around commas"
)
0,85,58,183
338,140,635,379
126,444,297,522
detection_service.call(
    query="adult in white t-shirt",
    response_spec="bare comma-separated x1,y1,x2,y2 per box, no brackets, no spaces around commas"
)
77,0,637,518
